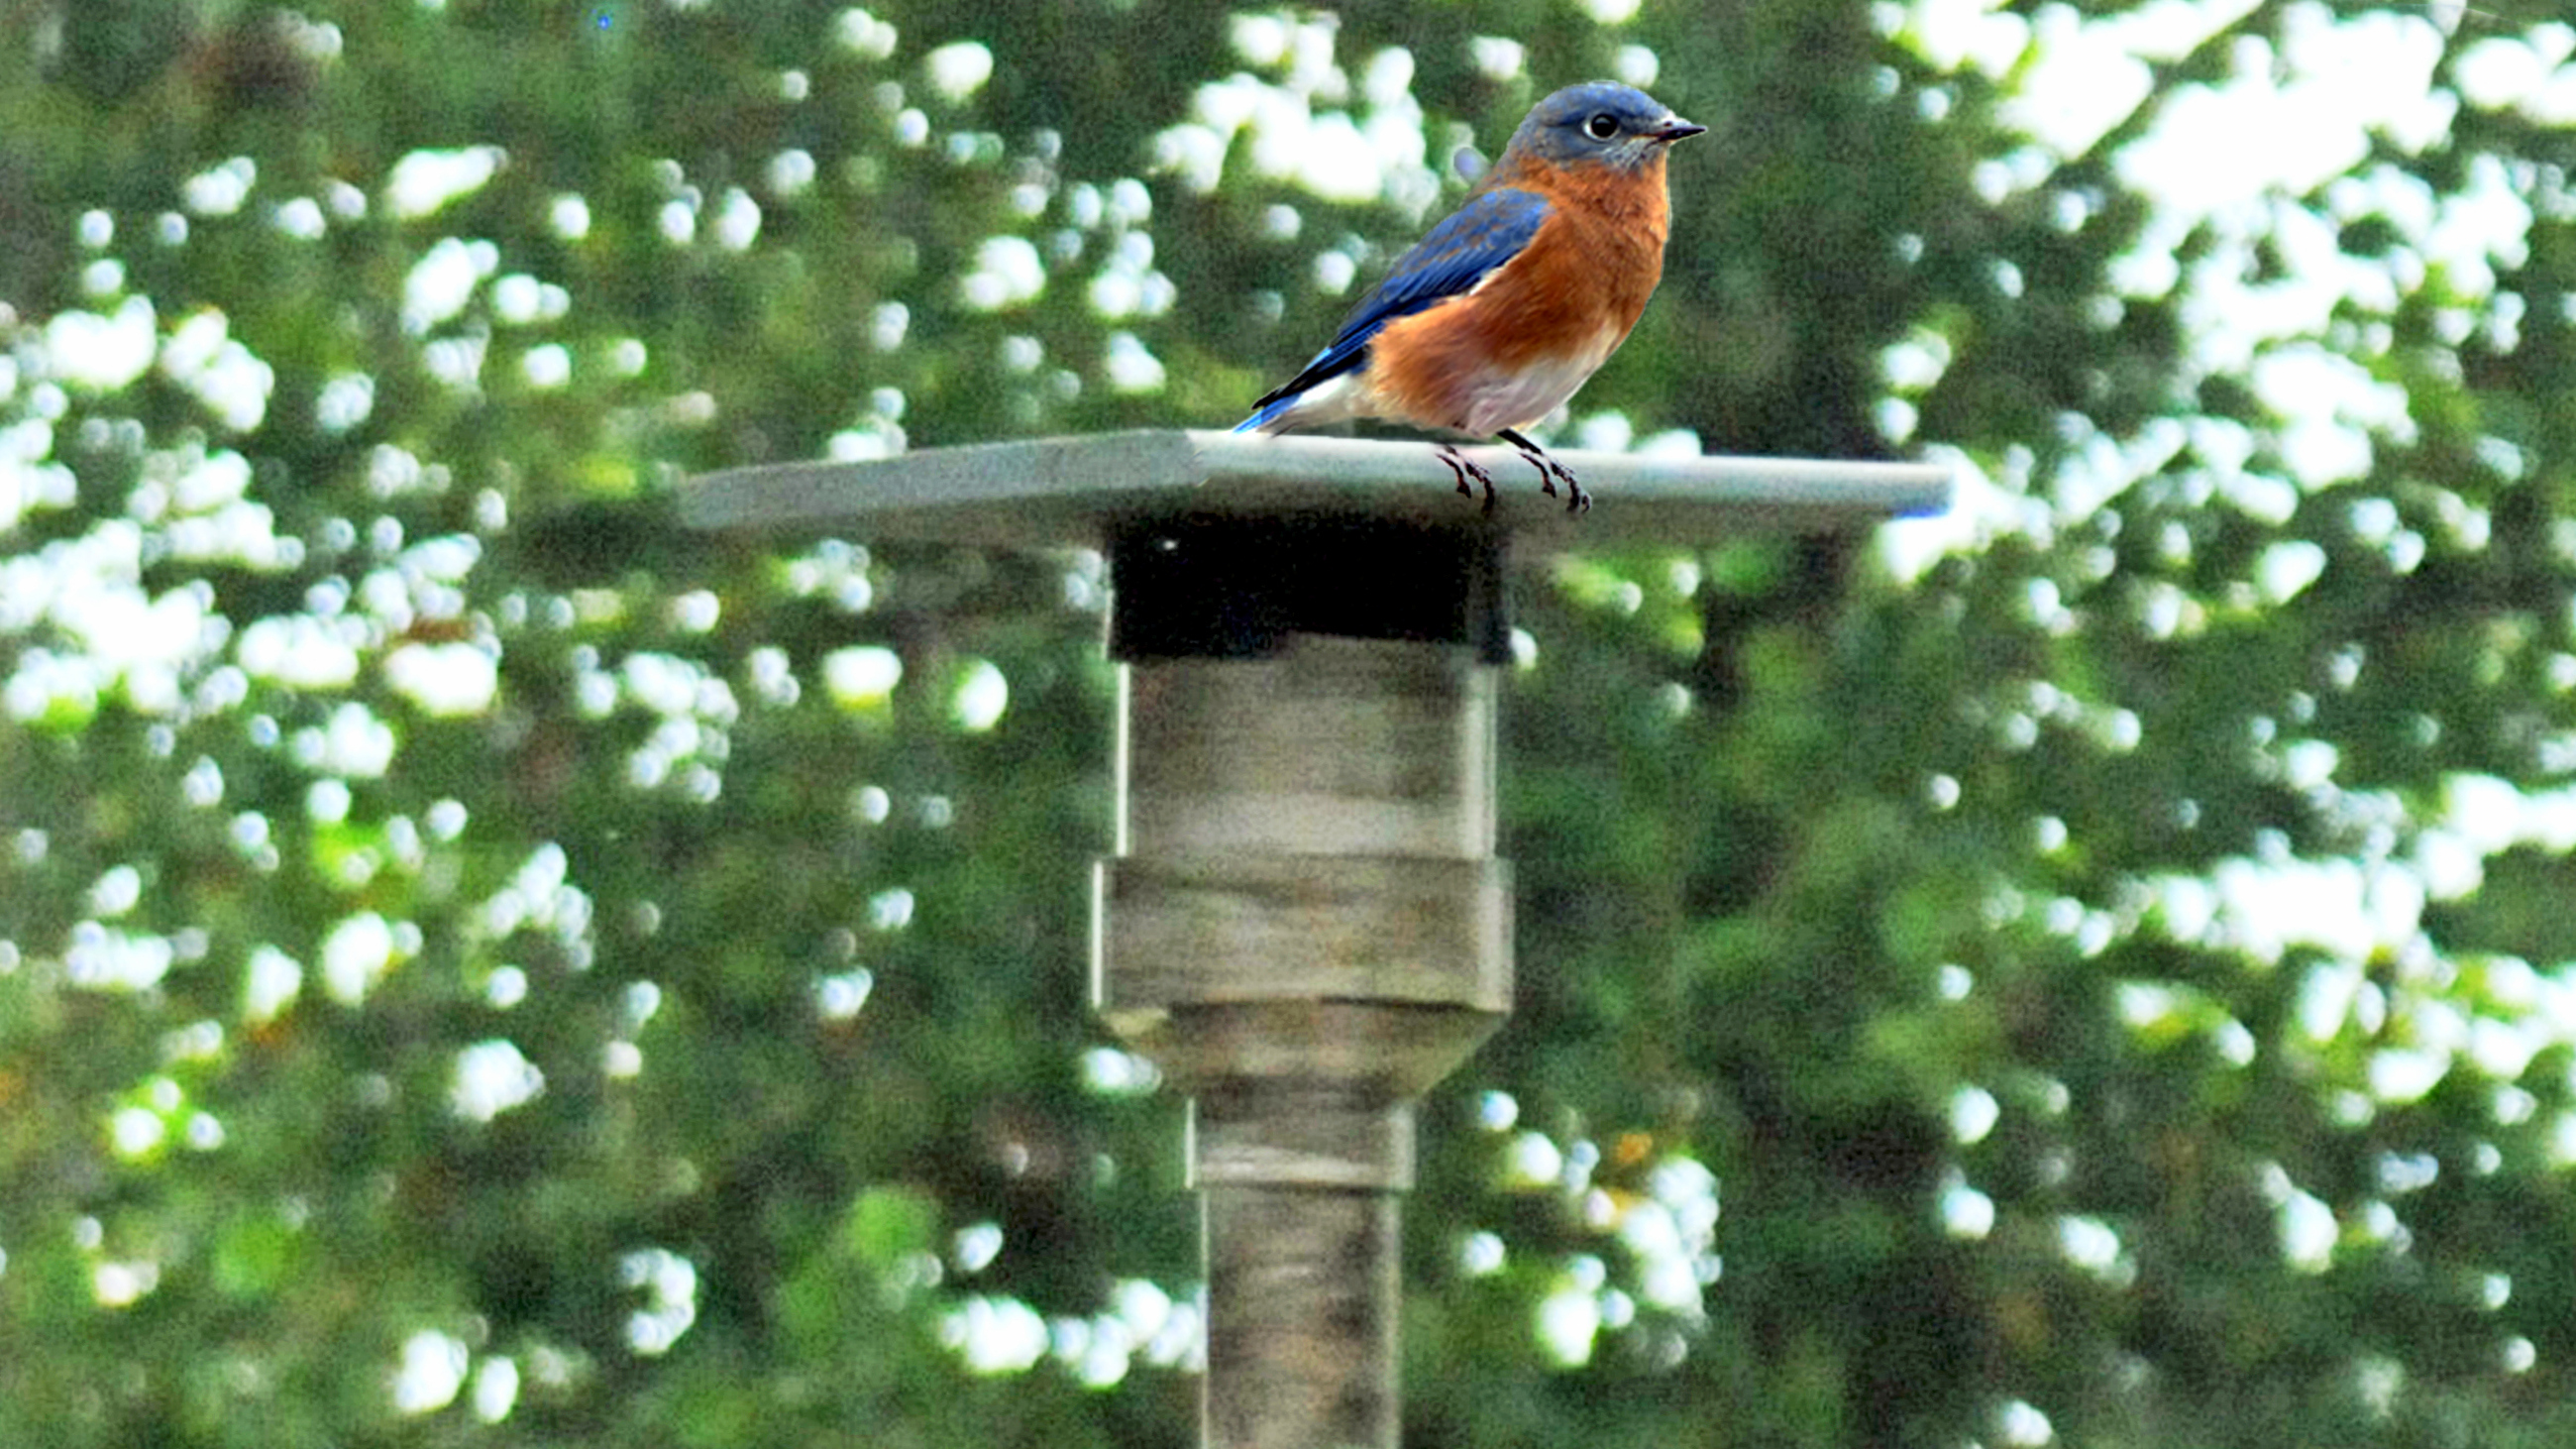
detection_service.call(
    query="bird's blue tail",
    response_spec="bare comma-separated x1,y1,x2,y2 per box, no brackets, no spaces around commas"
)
1233,392,1296,434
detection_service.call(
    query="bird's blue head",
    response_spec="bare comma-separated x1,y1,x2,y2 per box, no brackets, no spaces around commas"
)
1500,82,1703,173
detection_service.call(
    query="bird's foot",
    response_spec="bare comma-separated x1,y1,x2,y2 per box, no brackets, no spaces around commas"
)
1438,446,1499,513
1496,429,1591,514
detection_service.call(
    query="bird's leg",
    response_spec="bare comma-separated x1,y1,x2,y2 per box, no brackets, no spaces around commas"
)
1437,444,1498,512
1496,428,1589,513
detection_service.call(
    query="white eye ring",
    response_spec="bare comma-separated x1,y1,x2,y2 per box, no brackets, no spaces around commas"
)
1585,114,1619,140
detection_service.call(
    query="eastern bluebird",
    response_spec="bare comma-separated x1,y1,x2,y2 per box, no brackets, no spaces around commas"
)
1234,82,1704,512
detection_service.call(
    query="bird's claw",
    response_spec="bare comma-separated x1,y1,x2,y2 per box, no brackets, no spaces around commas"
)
1552,464,1590,514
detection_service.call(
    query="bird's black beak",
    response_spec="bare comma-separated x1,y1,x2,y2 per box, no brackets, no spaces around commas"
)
1651,117,1707,143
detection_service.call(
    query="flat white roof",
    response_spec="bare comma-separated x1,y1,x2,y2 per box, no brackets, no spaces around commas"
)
683,430,1950,548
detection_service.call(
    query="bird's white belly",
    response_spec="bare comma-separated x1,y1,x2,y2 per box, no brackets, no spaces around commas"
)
1455,334,1617,435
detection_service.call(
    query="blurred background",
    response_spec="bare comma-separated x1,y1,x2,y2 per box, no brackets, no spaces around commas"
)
7,1,2576,1444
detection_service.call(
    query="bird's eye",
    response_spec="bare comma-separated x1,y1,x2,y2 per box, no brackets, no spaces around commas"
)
1585,113,1620,140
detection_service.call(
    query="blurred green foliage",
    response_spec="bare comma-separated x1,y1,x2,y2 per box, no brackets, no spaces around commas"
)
7,1,2576,1446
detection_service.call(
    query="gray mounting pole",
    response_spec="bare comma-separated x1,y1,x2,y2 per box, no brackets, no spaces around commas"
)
1093,514,1512,1447
679,429,1950,1449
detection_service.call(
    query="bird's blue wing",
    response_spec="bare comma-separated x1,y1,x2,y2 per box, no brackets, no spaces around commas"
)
1341,186,1554,344
1239,187,1553,426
